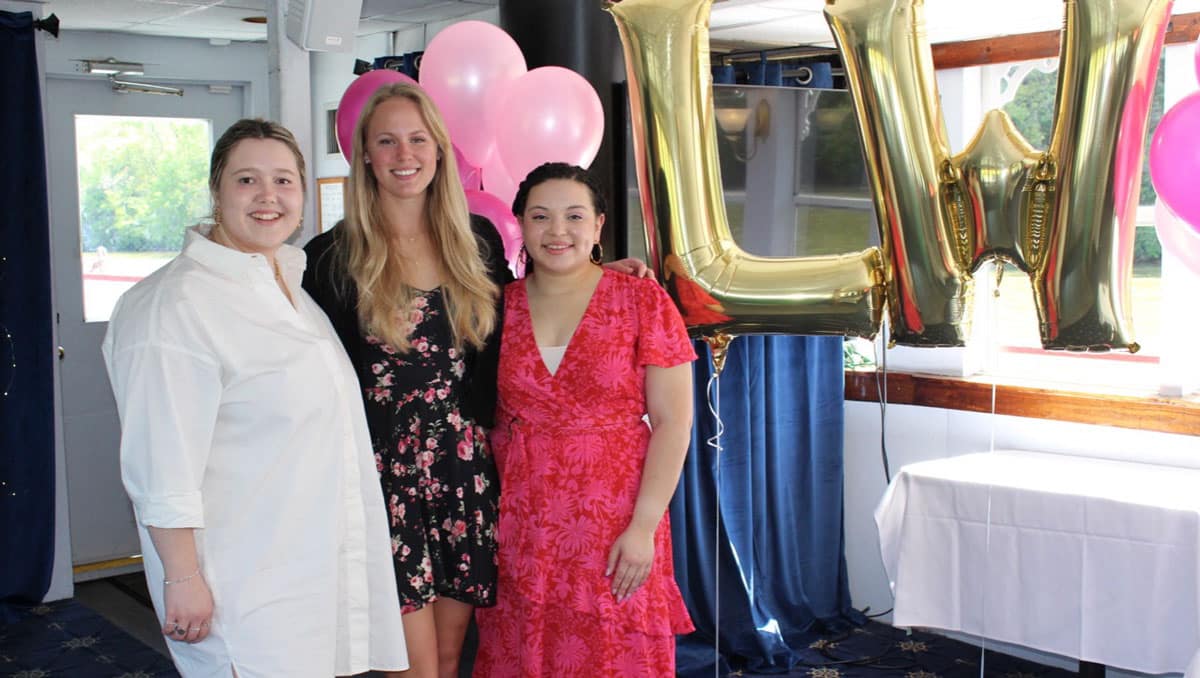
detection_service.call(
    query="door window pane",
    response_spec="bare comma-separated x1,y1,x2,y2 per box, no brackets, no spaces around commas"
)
76,115,212,322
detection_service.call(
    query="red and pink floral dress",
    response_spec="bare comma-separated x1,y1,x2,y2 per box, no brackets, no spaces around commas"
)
474,269,696,677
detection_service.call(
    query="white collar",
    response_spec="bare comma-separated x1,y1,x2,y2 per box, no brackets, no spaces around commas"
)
183,223,306,287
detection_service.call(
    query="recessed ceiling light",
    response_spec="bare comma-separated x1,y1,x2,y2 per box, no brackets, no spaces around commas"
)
242,16,267,24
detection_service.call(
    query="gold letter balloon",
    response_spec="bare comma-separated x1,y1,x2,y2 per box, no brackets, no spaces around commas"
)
608,0,1171,351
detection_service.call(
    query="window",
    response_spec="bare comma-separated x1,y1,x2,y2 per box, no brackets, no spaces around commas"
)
951,45,1197,395
849,45,1200,397
76,115,212,322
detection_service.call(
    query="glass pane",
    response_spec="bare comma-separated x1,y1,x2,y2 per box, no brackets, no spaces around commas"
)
714,85,878,257
624,85,877,263
76,115,212,322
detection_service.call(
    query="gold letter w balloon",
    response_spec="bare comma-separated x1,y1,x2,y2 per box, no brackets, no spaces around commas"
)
609,0,1170,350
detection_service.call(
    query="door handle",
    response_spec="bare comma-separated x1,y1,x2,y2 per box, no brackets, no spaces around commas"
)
58,346,65,361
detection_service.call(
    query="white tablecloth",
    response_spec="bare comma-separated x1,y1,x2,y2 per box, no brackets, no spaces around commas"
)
875,450,1200,676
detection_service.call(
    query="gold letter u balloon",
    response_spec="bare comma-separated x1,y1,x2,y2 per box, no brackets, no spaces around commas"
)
608,0,1170,351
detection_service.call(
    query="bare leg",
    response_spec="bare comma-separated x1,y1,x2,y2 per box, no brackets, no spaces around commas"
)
432,598,474,678
386,605,438,678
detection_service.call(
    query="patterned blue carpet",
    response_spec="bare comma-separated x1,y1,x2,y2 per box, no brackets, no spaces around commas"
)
0,597,1075,677
0,599,178,677
736,621,1077,677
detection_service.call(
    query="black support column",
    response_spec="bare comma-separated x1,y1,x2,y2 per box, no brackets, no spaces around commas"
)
499,0,627,259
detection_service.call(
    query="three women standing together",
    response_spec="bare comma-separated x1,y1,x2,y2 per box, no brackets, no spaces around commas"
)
105,80,695,678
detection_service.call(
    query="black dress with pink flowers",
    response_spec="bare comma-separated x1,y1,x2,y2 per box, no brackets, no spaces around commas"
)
302,216,509,614
361,288,499,612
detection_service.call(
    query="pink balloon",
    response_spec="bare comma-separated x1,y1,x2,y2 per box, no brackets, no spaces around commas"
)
481,153,518,210
419,21,527,168
1149,91,1200,232
492,67,604,185
335,70,417,164
1154,199,1200,277
465,189,522,267
454,145,482,191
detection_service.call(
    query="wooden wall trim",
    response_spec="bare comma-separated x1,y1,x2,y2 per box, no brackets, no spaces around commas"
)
844,370,1200,436
931,12,1200,69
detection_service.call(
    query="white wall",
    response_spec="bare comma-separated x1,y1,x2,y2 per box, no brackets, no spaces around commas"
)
41,30,269,116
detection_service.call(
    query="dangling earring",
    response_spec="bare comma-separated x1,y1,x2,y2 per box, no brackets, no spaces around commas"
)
590,242,603,265
212,205,223,230
519,244,530,269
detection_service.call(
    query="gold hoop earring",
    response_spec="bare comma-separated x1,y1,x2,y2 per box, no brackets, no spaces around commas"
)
590,243,603,265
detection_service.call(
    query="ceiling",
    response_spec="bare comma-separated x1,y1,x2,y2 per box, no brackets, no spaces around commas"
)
31,0,1200,50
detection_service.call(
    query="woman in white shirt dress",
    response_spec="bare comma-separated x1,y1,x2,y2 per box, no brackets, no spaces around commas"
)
102,119,408,677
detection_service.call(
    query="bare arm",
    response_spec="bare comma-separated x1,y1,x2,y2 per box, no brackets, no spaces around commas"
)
147,526,213,644
606,362,693,600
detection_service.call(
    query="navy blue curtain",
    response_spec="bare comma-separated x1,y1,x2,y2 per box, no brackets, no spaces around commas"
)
671,335,861,676
0,10,55,621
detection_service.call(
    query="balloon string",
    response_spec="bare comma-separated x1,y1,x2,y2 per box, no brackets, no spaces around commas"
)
979,263,1005,677
706,369,723,678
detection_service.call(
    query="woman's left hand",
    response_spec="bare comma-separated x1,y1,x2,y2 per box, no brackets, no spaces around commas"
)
606,525,655,602
604,258,655,280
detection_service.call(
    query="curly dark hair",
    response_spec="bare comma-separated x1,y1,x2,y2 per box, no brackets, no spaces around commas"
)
511,162,608,219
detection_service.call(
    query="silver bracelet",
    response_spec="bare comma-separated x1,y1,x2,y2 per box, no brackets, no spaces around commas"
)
163,568,201,586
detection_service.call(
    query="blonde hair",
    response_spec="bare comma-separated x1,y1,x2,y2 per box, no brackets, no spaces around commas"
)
342,82,497,352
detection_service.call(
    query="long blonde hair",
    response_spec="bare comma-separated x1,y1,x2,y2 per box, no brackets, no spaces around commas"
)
342,82,497,352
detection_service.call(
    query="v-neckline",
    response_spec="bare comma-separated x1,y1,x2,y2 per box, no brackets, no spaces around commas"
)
521,270,607,380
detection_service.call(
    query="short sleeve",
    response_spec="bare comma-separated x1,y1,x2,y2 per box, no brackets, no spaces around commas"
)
103,304,222,529
634,277,698,368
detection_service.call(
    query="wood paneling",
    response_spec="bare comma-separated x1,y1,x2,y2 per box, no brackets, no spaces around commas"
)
931,12,1200,69
845,371,1200,436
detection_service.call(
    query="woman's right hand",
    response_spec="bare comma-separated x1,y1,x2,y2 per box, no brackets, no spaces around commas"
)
161,574,214,644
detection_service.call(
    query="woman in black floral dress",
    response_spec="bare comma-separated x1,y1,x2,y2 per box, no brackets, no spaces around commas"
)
302,83,507,678
362,290,498,609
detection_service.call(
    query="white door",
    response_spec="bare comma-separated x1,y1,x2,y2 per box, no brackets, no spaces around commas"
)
46,76,243,576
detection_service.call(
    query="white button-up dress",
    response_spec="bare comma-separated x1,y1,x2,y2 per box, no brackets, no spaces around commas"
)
102,226,407,677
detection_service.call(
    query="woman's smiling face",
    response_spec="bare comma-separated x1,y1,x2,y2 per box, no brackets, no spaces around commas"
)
213,137,304,256
363,96,440,203
519,178,605,275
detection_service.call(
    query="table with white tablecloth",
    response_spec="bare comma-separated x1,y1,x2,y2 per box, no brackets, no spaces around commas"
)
875,450,1200,676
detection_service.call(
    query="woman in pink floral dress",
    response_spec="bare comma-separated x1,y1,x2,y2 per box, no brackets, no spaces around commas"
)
474,163,696,677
